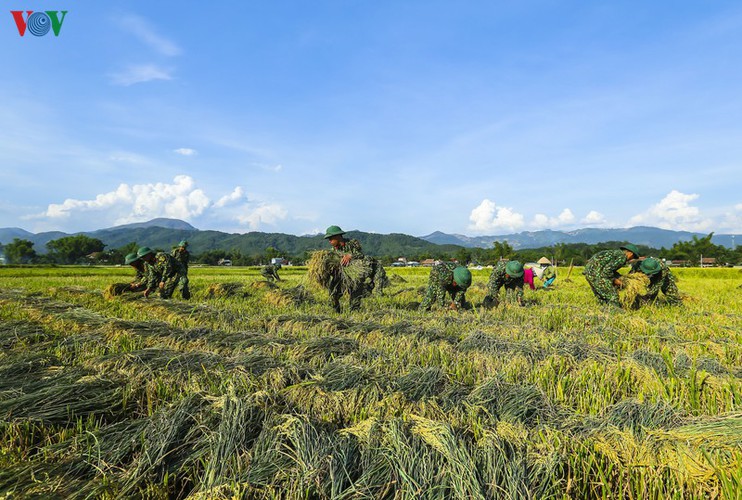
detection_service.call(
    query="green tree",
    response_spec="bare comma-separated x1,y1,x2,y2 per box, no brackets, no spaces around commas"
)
492,240,514,261
5,238,37,264
46,235,106,264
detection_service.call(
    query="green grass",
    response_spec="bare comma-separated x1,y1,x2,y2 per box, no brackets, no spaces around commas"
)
0,265,740,498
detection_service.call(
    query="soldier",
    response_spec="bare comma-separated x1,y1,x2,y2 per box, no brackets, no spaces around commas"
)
483,260,525,307
631,257,682,306
538,257,556,289
324,225,370,312
171,240,190,271
138,246,190,299
584,244,640,307
419,262,472,311
125,253,147,292
261,263,282,282
170,240,191,298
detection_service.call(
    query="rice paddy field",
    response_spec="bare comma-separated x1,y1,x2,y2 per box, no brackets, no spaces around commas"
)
0,265,740,499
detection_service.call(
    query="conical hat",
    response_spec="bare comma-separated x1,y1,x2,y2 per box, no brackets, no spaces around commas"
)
537,257,551,265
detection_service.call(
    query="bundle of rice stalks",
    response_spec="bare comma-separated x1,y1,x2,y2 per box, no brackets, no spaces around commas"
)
388,273,407,284
104,283,134,299
396,367,447,401
307,250,372,292
250,280,278,290
619,273,650,308
206,282,246,298
264,285,311,307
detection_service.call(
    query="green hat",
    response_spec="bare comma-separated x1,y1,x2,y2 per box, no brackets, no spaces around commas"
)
178,240,188,247
124,253,140,265
620,244,641,258
324,225,345,239
453,266,472,289
505,260,524,278
639,257,662,275
136,246,155,258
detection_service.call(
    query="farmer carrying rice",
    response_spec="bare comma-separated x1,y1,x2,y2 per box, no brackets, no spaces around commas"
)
584,244,640,307
419,262,472,311
261,263,282,282
630,257,682,307
324,225,371,312
484,260,525,307
138,246,191,300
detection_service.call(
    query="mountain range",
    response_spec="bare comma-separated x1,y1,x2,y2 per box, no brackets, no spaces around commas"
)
0,219,738,256
421,227,740,249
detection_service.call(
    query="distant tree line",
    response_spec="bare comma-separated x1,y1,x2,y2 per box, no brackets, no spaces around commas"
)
2,232,741,266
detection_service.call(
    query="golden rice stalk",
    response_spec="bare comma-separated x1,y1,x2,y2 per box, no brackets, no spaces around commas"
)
206,282,245,298
307,250,340,289
307,250,371,291
619,273,650,308
264,285,311,307
104,283,134,299
250,280,278,290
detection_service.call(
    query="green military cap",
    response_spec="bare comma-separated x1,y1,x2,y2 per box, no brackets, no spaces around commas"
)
620,244,641,258
453,266,472,289
324,225,345,239
124,253,140,265
639,257,662,275
178,240,188,247
505,260,524,278
136,246,155,258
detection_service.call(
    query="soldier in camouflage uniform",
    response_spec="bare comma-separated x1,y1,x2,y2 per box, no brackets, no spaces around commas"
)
483,260,525,307
419,262,472,311
125,253,147,292
138,246,190,300
584,244,640,307
630,257,682,306
170,240,190,297
324,225,370,312
261,263,282,282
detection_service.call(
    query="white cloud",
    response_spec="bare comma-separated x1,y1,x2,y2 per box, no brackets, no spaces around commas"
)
109,64,174,86
214,187,245,208
531,208,575,229
719,203,742,233
582,210,607,225
236,203,288,229
174,148,197,156
629,190,713,231
468,199,524,233
119,15,182,57
41,175,210,224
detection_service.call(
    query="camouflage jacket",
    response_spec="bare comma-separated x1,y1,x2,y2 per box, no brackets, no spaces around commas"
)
131,263,147,287
630,259,681,302
171,247,190,271
420,262,467,310
145,252,185,290
333,239,364,260
584,249,627,279
486,260,524,302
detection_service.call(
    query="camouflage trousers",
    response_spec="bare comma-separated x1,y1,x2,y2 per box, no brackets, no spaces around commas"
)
329,278,365,312
160,274,190,300
584,274,620,307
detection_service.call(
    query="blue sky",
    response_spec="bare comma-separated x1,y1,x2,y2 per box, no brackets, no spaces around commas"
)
1,1,741,236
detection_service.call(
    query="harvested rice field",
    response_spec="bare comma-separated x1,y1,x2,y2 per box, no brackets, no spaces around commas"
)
0,265,740,498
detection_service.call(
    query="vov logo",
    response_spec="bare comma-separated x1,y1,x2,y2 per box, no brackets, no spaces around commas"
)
10,10,68,37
